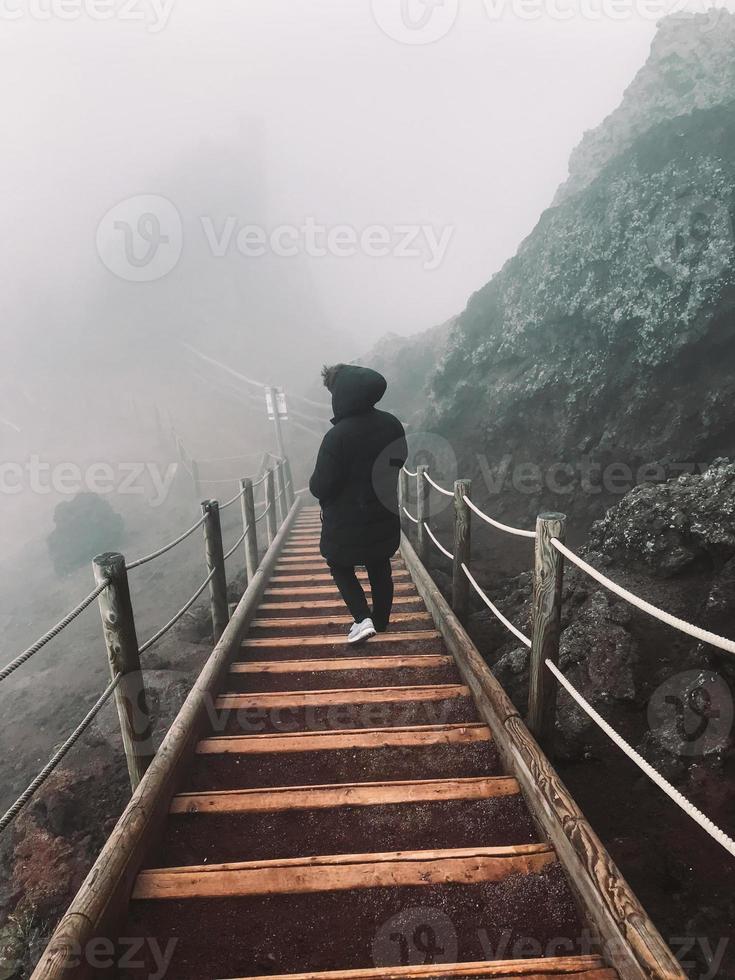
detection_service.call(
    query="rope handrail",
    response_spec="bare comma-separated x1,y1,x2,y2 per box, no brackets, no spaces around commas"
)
552,539,735,656
139,568,216,655
220,486,245,510
424,471,454,497
403,466,418,478
126,514,207,571
424,522,454,560
255,502,272,523
463,494,537,540
0,580,110,685
461,563,532,649
252,472,269,488
223,530,247,562
0,673,121,834
402,506,419,525
545,659,735,858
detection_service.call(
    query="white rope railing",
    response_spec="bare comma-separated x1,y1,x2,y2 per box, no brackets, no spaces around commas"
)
403,466,418,478
0,580,110,685
126,514,206,571
552,539,735,656
463,495,537,540
424,472,454,497
546,659,735,858
223,530,247,562
0,673,121,834
220,486,245,510
424,522,454,560
138,568,216,655
402,506,419,525
461,563,532,648
255,502,272,523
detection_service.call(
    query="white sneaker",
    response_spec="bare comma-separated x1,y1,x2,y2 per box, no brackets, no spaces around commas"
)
347,618,377,644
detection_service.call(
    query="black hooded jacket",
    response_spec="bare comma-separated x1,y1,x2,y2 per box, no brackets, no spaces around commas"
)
309,366,407,566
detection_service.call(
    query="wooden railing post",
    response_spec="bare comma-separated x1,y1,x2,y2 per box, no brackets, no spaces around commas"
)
202,499,229,643
264,467,277,546
416,465,429,565
92,553,154,791
240,477,259,584
528,512,567,753
273,459,286,526
283,458,295,510
451,479,472,623
399,468,409,529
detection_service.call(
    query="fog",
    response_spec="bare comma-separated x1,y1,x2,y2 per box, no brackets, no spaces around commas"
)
1,0,729,561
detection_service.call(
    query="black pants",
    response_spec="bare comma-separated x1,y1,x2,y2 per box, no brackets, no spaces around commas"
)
328,559,394,631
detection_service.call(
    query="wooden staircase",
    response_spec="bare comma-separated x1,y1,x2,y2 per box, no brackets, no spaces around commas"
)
123,508,618,979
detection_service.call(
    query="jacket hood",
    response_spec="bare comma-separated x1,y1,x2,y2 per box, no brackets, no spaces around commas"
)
331,365,387,422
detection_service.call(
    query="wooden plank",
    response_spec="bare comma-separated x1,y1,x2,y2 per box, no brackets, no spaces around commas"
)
132,844,555,899
218,956,613,979
230,654,453,673
197,722,491,754
172,774,516,813
249,612,433,631
270,570,411,584
399,532,684,980
241,629,441,649
29,497,305,980
263,583,418,597
257,596,423,612
215,684,470,710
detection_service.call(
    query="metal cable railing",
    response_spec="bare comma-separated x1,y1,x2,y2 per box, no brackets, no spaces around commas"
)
0,581,109,685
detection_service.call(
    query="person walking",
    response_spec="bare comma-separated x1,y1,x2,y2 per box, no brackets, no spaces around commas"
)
309,364,407,644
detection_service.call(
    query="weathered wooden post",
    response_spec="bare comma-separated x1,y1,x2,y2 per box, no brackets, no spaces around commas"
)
283,458,295,510
92,553,154,791
201,499,229,642
264,468,278,546
273,459,286,526
528,512,567,753
399,468,409,530
416,464,429,565
240,477,259,584
451,479,472,624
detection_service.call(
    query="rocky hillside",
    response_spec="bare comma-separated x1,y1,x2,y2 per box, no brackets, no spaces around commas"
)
374,12,735,529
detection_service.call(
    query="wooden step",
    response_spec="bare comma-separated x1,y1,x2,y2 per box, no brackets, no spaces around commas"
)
241,630,441,649
216,684,469,710
230,654,453,674
271,568,410,585
249,613,433,632
263,584,418,597
173,774,516,813
219,956,614,979
133,843,554,900
257,596,425,614
197,722,490,754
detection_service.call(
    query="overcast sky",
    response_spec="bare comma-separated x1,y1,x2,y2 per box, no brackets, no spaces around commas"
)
5,0,726,358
